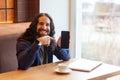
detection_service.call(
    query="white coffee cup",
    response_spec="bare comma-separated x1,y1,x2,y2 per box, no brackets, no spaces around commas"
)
58,63,68,72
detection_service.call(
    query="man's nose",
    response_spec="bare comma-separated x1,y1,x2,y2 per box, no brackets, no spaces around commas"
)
42,25,47,29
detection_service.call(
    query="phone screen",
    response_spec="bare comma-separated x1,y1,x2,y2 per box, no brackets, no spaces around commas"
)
61,31,70,49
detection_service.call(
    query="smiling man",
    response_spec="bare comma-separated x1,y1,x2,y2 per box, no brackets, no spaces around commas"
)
16,13,70,70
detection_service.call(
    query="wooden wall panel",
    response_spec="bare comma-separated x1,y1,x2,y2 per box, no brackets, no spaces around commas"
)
0,0,14,23
15,0,39,22
27,0,39,21
0,0,39,23
7,9,14,23
0,10,6,22
15,0,27,22
7,0,14,8
0,0,5,8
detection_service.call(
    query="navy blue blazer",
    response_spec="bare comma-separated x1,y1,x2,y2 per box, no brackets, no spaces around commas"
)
16,39,70,70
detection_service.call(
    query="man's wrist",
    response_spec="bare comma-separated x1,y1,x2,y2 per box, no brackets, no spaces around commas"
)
38,41,42,46
35,40,42,46
57,45,61,50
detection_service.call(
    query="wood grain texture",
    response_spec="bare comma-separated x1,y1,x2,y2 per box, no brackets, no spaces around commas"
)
0,59,120,80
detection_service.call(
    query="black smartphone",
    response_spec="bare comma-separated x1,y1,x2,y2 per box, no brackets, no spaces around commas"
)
61,31,70,49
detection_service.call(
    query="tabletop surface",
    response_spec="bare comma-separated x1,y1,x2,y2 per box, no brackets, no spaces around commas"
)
0,58,120,80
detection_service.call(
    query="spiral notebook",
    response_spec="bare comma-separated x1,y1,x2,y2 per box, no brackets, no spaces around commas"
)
68,58,102,72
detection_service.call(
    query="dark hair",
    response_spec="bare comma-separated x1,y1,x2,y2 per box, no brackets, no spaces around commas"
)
18,13,55,43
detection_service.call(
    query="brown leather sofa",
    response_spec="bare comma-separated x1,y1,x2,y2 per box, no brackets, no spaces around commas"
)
0,22,30,73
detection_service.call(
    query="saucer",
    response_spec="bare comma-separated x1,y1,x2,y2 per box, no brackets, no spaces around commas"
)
55,68,72,74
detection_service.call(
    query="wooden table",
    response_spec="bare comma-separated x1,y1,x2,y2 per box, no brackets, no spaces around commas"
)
0,59,120,80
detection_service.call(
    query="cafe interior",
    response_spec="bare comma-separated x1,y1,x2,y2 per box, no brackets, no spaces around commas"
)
1,0,120,80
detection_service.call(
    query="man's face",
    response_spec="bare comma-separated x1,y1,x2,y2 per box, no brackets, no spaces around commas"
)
37,16,50,37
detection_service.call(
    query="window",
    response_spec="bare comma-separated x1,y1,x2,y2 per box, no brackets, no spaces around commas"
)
82,0,120,32
76,0,120,66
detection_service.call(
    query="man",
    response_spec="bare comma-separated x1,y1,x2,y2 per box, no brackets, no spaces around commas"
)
16,13,70,70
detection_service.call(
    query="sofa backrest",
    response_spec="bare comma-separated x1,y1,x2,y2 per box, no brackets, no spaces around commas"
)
0,22,30,73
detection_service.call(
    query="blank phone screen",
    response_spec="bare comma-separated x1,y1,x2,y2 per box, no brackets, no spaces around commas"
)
61,31,70,49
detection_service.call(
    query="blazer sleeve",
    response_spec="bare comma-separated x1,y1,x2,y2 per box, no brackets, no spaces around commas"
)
16,40,39,70
53,43,71,61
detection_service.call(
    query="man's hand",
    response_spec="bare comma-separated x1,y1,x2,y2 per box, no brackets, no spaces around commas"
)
57,36,61,48
37,36,54,46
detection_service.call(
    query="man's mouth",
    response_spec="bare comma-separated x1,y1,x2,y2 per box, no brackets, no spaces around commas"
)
38,29,48,32
40,30,47,34
38,29,48,36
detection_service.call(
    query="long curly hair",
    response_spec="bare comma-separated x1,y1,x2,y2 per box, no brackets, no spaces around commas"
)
18,13,55,43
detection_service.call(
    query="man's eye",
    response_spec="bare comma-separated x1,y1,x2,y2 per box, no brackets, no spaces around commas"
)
40,23,44,25
46,23,50,26
38,22,44,25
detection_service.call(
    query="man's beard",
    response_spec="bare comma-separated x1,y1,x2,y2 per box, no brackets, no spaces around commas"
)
37,29,50,37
